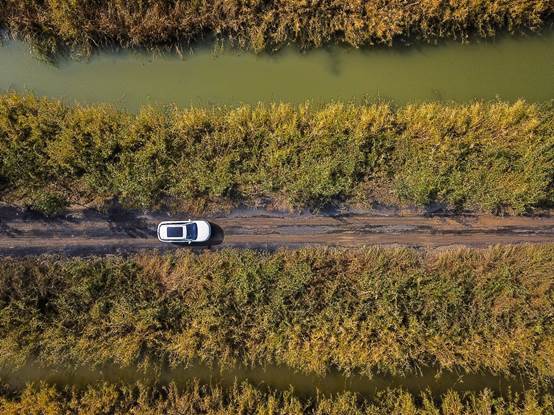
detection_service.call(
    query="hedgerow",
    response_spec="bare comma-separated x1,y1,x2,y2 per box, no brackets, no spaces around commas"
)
0,381,552,415
1,94,552,215
0,0,552,58
0,245,552,381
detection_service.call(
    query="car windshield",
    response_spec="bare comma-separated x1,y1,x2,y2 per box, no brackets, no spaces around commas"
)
185,223,198,240
166,226,183,238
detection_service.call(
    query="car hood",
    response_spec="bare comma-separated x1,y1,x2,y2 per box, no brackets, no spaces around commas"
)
196,221,211,241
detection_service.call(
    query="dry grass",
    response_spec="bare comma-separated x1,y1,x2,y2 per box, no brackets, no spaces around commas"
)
0,0,552,58
0,245,552,380
0,381,552,414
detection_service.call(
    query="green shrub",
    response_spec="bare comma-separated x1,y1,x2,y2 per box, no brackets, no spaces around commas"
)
1,94,552,214
392,101,553,213
26,190,68,217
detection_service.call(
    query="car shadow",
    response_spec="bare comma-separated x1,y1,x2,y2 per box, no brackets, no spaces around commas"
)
171,222,224,249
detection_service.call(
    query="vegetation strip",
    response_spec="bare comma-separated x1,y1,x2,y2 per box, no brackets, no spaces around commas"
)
0,0,552,58
0,380,552,414
1,94,553,215
1,245,553,382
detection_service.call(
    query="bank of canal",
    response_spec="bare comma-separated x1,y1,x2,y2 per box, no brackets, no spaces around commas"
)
2,365,549,399
1,32,553,111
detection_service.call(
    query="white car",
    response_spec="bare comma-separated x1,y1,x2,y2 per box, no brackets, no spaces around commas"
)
157,220,211,243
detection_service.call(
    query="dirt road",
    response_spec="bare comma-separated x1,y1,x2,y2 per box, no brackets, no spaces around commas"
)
1,206,553,256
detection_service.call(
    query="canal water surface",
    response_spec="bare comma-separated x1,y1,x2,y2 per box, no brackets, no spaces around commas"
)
2,364,548,399
1,32,553,111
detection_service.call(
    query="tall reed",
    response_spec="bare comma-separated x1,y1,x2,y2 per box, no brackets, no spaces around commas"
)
0,246,552,380
0,381,552,414
1,0,552,58
1,94,552,215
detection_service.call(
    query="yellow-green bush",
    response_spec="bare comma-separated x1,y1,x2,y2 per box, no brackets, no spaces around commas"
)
1,94,552,214
0,0,552,57
0,245,553,380
0,381,552,414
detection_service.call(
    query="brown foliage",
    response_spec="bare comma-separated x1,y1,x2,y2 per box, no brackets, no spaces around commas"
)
0,245,552,379
1,0,552,57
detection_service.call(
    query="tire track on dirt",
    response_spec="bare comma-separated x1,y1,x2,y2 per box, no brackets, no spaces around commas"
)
1,207,553,256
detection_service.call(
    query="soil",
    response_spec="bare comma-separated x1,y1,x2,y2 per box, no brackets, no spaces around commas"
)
1,206,553,256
